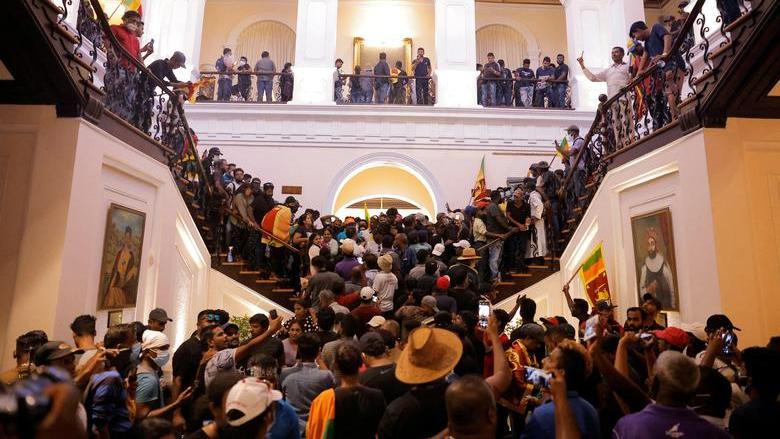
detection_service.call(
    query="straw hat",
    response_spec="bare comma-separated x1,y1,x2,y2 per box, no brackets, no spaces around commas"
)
457,247,481,261
341,241,355,255
378,254,394,272
395,326,462,385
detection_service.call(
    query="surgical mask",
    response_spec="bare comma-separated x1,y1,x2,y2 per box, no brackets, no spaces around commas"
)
239,60,247,66
152,350,170,368
130,342,142,363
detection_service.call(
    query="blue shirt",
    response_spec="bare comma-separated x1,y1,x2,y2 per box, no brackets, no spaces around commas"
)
645,23,670,58
268,399,301,439
516,67,535,87
281,363,335,429
613,403,731,439
522,391,600,439
135,371,163,407
535,66,556,88
88,370,132,433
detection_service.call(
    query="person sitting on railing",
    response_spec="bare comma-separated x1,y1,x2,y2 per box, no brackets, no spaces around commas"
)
552,54,570,108
497,59,513,107
630,20,685,128
534,57,556,108
390,61,408,104
215,48,234,101
254,51,277,103
481,53,501,107
412,47,432,105
236,56,252,101
514,59,535,107
374,53,391,104
280,62,294,103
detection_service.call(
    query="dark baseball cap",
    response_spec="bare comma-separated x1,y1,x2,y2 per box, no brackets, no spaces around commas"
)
149,308,173,323
222,322,239,332
642,293,663,310
705,314,740,332
516,323,546,343
596,300,617,311
34,341,83,365
263,182,274,189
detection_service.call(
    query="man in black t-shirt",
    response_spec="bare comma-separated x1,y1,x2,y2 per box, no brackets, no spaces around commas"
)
514,59,535,107
483,190,513,282
504,189,531,272
359,331,409,404
552,54,569,108
247,182,276,271
481,53,501,107
172,309,216,430
412,47,432,105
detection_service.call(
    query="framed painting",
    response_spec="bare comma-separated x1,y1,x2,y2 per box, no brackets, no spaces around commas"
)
631,208,680,311
107,310,123,328
97,204,146,310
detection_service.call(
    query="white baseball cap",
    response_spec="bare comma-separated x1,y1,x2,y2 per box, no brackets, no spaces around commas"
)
432,243,445,256
360,286,376,301
225,378,283,427
367,315,387,328
453,239,471,249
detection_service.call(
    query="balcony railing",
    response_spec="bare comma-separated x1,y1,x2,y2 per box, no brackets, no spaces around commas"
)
335,74,435,105
555,0,767,250
196,71,293,103
477,77,571,109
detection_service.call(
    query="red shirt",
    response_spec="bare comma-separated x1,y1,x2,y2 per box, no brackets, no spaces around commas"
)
351,304,381,328
109,24,140,68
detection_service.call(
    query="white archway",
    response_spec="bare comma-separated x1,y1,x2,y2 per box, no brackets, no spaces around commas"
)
325,152,445,219
233,20,296,67
477,24,529,69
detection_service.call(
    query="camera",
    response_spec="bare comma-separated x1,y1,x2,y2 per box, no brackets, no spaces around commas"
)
0,367,70,437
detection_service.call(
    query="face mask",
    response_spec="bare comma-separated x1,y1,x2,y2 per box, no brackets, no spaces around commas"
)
130,342,142,363
239,60,247,66
152,350,170,368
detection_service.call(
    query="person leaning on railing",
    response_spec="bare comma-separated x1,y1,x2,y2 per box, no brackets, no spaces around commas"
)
215,48,234,101
514,59,535,107
577,48,633,148
534,57,556,108
255,51,277,103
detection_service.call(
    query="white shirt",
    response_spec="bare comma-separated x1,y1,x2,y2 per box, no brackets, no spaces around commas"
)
581,62,630,98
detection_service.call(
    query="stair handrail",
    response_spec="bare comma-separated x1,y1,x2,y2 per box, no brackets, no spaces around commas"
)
225,209,302,254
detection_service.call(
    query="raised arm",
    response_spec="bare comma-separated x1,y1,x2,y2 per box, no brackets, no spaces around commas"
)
484,315,511,395
235,316,283,363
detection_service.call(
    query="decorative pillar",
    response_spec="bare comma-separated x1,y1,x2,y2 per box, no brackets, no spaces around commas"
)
434,0,478,108
290,0,339,105
561,0,644,110
142,0,207,77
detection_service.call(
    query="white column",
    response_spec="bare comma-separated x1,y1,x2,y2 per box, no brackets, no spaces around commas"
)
561,0,644,110
142,0,206,79
290,0,339,105
434,0,478,108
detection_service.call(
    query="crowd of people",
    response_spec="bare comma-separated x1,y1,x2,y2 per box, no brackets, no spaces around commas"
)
477,53,570,109
213,48,294,103
3,278,778,438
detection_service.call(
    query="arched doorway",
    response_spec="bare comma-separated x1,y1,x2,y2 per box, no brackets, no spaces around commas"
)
476,24,529,68
327,153,443,220
234,20,296,67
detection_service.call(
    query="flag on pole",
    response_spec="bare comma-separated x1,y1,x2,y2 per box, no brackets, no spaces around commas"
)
555,136,570,158
471,156,488,203
579,243,612,305
363,202,370,226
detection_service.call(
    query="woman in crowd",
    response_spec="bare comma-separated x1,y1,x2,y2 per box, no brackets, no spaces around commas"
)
282,320,303,367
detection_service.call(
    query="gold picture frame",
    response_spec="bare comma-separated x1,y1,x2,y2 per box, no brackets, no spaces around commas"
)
353,37,413,74
98,204,146,310
630,207,680,311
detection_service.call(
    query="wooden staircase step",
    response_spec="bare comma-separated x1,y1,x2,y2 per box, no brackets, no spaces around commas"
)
544,256,560,261
573,207,583,215
566,218,576,224
494,281,515,286
184,190,195,198
221,261,244,266
239,270,260,275
191,203,202,210
527,264,549,270
272,288,295,293
692,70,715,87
256,279,277,284
509,272,533,278
196,214,206,221
707,41,734,63
578,195,589,203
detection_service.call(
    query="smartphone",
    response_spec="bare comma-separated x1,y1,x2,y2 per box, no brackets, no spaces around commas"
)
478,298,491,329
523,366,552,388
269,309,278,320
721,330,737,356
583,315,600,341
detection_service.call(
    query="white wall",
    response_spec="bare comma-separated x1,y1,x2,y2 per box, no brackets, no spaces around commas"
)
557,130,722,327
185,103,596,214
0,106,283,369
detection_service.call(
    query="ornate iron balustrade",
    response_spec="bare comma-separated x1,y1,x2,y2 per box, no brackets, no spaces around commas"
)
555,0,768,252
477,77,571,109
195,71,292,103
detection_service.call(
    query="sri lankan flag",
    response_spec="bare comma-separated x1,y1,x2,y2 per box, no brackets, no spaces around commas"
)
579,243,612,305
471,156,488,203
364,201,370,226
555,136,570,158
